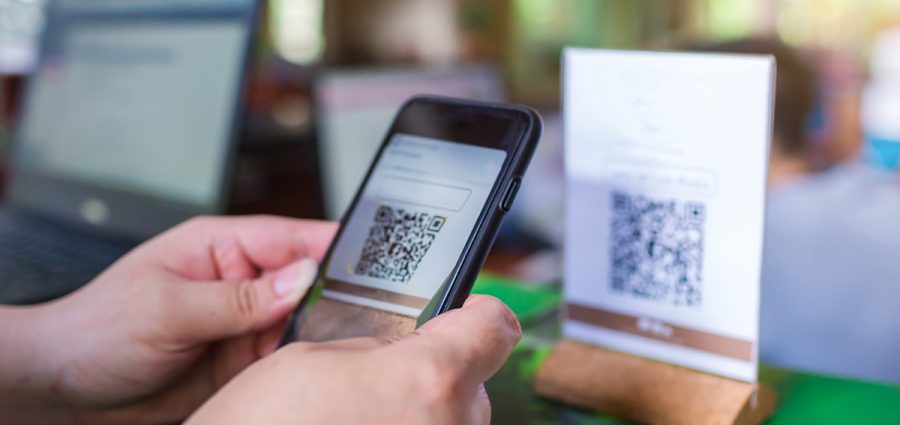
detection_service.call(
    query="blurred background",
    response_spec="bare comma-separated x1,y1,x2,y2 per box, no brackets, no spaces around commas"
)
1,0,899,385
4,0,894,228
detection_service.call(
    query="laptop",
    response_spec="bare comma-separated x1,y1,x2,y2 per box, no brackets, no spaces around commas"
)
0,0,259,305
314,65,505,219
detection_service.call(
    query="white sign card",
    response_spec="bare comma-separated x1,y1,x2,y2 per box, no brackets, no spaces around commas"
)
563,48,774,382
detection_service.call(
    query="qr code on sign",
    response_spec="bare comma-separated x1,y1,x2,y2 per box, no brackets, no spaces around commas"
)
610,191,706,306
354,205,446,284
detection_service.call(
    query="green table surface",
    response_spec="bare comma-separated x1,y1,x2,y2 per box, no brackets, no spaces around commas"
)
472,274,900,425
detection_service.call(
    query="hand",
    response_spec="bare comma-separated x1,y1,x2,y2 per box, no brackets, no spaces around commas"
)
186,295,522,425
0,216,336,425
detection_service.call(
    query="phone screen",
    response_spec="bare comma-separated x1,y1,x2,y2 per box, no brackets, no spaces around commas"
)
324,132,506,311
283,97,538,343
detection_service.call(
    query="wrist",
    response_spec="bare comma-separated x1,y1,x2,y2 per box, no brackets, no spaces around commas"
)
0,303,69,412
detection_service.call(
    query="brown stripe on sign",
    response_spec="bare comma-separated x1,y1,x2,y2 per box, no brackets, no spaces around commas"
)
324,279,431,310
566,303,754,362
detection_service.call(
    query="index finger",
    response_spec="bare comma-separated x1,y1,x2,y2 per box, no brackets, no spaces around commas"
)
391,295,522,390
149,215,337,280
216,216,336,267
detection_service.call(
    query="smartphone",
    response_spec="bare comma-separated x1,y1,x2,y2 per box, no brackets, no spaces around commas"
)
281,96,541,343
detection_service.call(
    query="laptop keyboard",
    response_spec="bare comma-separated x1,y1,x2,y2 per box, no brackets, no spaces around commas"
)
0,209,133,305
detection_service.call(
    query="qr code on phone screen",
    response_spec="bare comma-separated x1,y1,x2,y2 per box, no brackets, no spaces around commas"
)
354,205,446,283
610,191,706,306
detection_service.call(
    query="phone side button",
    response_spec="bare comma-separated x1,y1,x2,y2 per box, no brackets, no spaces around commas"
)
500,177,522,212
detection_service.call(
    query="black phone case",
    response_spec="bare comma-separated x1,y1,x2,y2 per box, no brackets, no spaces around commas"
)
283,96,542,343
432,100,543,313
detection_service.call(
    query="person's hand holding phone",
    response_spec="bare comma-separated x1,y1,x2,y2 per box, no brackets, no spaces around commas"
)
282,97,540,343
186,295,522,425
0,216,335,424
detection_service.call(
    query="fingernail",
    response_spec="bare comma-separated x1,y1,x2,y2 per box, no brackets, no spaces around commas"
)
274,258,318,302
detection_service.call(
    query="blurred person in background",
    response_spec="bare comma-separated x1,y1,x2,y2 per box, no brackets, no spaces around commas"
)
757,30,900,383
689,37,818,188
694,35,900,383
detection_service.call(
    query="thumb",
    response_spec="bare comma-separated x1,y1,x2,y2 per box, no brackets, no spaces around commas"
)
391,295,521,391
161,258,318,344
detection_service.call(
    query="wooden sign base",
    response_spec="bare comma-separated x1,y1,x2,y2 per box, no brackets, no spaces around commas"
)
534,339,777,425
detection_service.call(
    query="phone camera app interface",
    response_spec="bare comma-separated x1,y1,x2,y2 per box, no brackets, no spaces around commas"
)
322,134,507,318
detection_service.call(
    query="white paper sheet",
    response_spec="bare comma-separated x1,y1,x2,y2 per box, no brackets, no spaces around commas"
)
563,48,774,382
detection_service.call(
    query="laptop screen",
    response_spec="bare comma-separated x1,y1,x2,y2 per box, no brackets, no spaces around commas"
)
14,0,255,208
